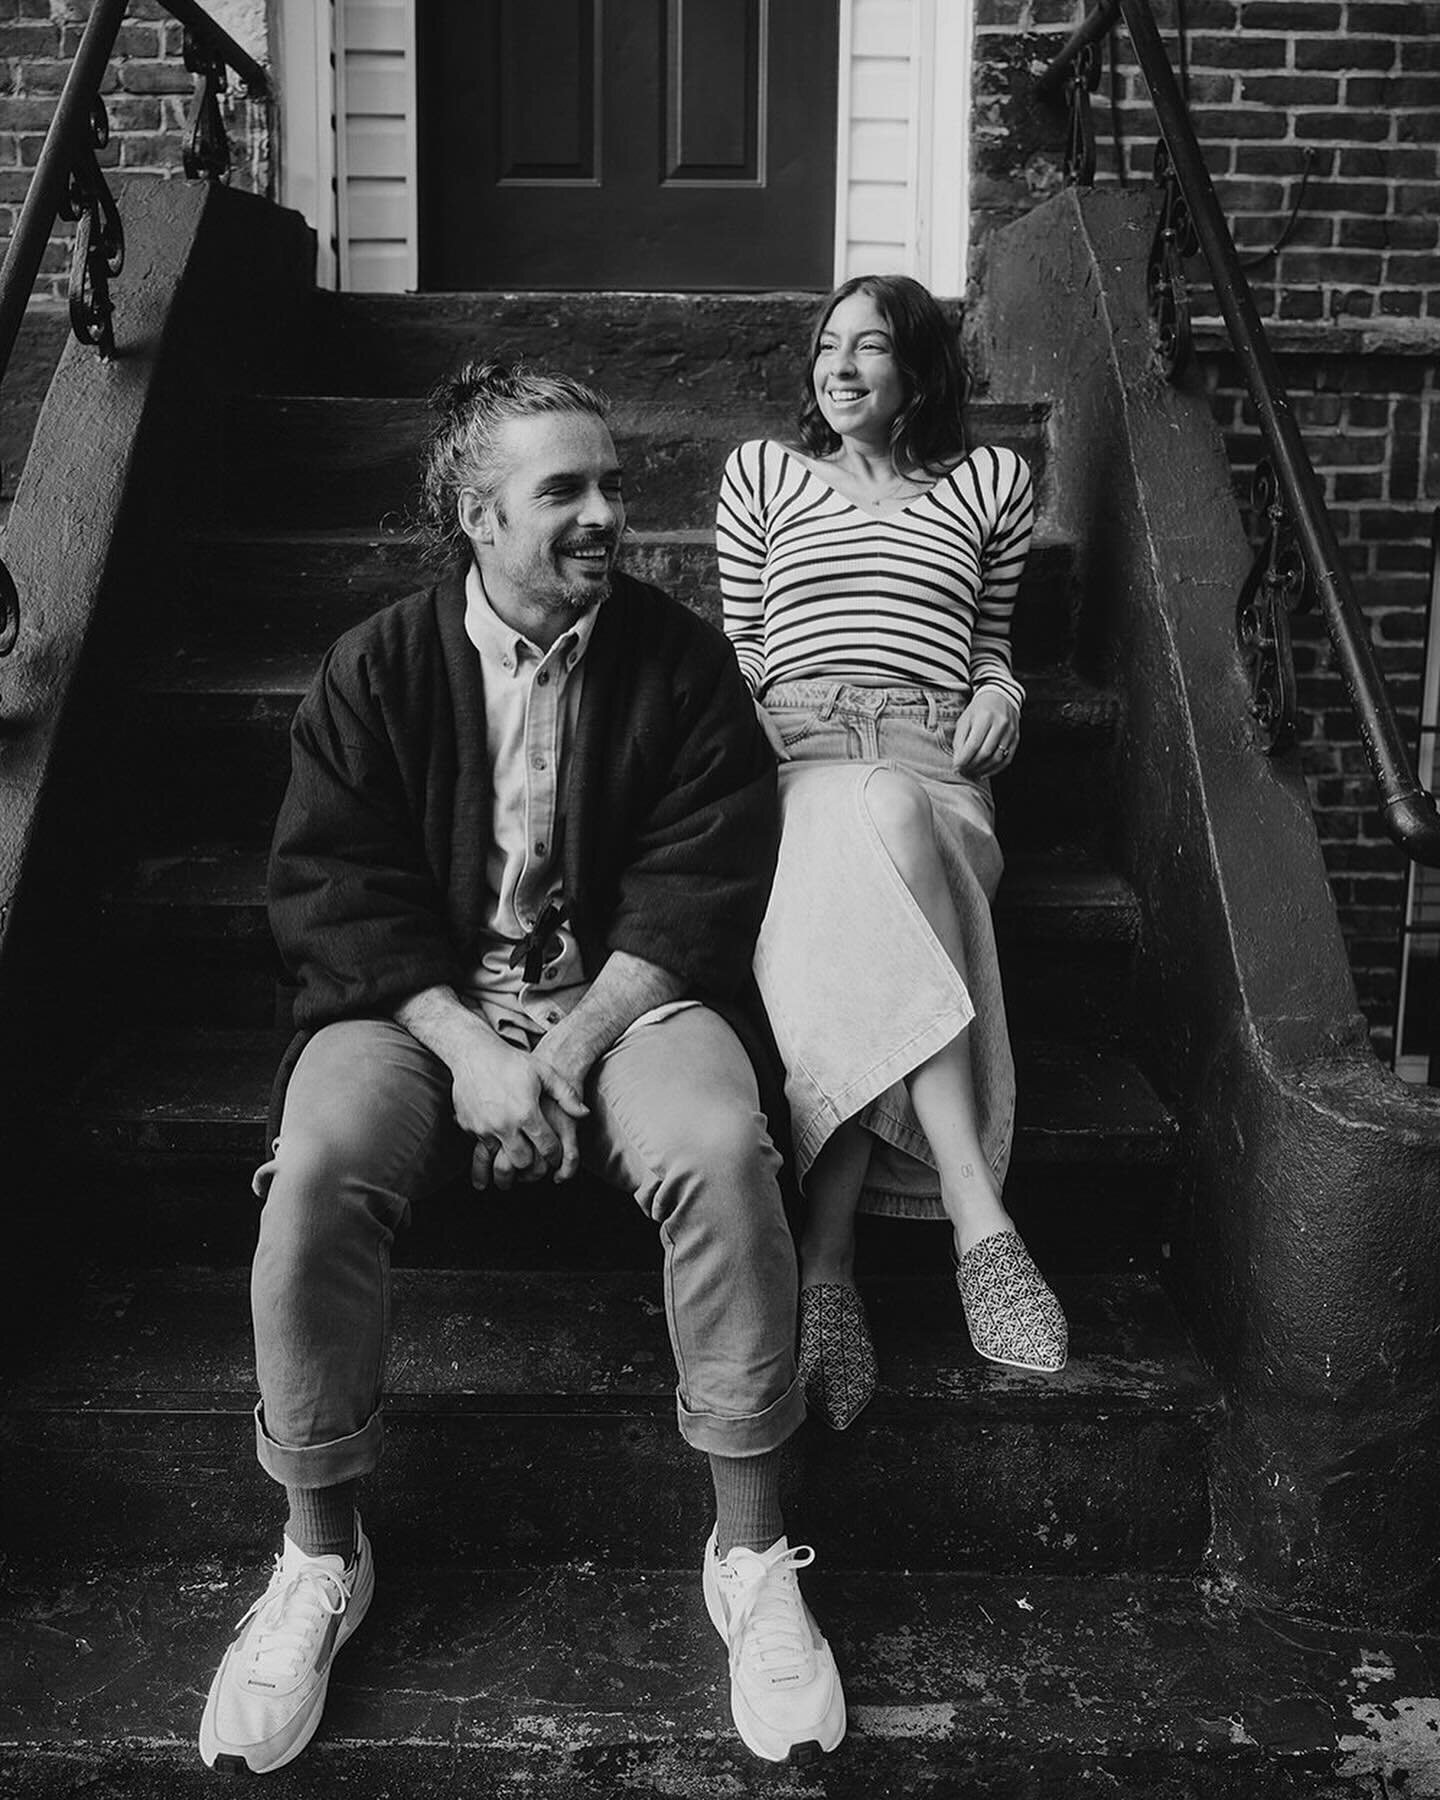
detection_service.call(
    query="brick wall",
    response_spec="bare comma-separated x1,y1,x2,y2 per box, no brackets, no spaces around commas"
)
0,0,270,303
973,0,1440,1056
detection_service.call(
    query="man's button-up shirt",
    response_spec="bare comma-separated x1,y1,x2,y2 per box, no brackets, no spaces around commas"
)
461,564,599,1045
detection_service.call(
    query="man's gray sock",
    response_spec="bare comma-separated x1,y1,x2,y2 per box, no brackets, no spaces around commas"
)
285,1481,359,1562
709,1449,784,1557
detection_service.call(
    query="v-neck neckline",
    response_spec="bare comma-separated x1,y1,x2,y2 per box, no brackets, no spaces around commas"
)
781,444,973,521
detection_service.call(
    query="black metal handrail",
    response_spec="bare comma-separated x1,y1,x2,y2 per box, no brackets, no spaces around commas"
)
1040,0,1440,869
0,0,267,657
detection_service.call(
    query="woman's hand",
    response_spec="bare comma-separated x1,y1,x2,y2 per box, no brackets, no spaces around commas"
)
952,690,1020,777
754,696,791,762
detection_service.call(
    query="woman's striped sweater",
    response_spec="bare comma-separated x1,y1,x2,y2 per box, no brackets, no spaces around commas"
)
716,438,1033,709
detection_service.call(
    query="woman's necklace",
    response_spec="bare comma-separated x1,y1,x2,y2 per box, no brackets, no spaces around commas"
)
824,456,930,512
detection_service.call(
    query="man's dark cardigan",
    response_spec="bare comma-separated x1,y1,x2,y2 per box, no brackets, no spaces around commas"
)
266,564,787,1138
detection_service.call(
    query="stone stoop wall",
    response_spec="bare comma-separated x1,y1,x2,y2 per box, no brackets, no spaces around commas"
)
973,0,1440,1059
0,0,271,301
1200,337,1436,1058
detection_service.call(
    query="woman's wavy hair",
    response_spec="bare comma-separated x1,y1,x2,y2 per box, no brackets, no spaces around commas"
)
795,275,968,475
414,359,611,566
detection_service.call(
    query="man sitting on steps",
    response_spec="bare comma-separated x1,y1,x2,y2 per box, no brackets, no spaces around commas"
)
197,361,847,1773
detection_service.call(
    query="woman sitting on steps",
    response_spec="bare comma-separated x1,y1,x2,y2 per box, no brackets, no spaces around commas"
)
716,273,1069,1430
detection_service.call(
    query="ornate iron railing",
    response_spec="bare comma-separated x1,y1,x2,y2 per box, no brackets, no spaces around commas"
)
0,0,267,660
1040,0,1440,869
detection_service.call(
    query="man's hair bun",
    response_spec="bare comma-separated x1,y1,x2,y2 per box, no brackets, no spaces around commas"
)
433,359,515,420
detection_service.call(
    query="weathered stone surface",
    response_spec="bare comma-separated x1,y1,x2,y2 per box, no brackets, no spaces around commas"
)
58,1028,1173,1165
215,395,1051,534
97,659,1118,853
309,292,828,403
3,1266,1211,1571
154,528,1078,669
2,1562,1435,1797
0,302,67,527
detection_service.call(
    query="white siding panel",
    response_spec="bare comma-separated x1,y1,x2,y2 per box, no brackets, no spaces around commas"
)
847,240,908,275
848,119,909,183
345,181,411,239
851,0,914,56
850,58,910,120
345,57,410,115
346,241,412,293
848,181,908,242
338,0,416,290
346,116,410,179
345,0,407,52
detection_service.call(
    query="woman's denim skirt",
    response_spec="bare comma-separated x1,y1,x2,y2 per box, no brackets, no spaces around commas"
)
756,682,1015,1221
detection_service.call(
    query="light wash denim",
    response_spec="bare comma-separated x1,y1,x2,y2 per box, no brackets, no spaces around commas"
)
249,1008,803,1488
755,682,1015,1220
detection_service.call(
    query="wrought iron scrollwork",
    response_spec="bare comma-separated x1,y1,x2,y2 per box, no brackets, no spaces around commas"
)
0,556,18,658
1147,139,1200,380
183,28,232,182
1236,459,1311,754
1062,41,1104,187
58,94,124,358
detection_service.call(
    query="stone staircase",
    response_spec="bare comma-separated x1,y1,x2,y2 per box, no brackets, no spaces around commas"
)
6,292,1402,1794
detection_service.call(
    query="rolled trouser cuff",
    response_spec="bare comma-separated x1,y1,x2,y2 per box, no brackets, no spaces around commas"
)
675,1376,805,1458
253,1401,384,1488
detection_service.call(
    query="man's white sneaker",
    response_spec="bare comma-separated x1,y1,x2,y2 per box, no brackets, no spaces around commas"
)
702,1529,846,1764
198,1523,374,1774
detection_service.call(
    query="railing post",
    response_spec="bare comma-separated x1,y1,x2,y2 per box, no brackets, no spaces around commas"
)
1146,141,1199,378
182,28,232,181
1038,0,1121,189
1235,461,1309,754
0,0,127,377
57,96,126,359
0,559,18,659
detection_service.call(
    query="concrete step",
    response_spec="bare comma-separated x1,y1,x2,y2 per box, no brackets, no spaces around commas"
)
106,660,1120,856
302,290,833,403
213,395,1051,535
102,848,1139,951
43,1026,1175,1268
4,1558,1428,1798
3,1265,1213,1573
63,1027,1175,1167
156,521,1079,671
94,848,1140,1040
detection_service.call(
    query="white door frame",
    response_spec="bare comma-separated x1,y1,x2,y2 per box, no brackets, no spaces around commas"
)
925,0,974,295
833,0,973,295
276,0,338,289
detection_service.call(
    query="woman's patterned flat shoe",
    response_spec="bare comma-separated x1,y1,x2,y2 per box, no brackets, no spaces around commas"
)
956,1229,1068,1373
798,1282,878,1430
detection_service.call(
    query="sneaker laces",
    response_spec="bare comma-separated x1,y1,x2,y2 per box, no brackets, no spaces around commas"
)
235,1554,351,1688
720,1542,818,1686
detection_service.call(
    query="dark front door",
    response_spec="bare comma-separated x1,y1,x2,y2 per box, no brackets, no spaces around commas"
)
417,1,840,291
